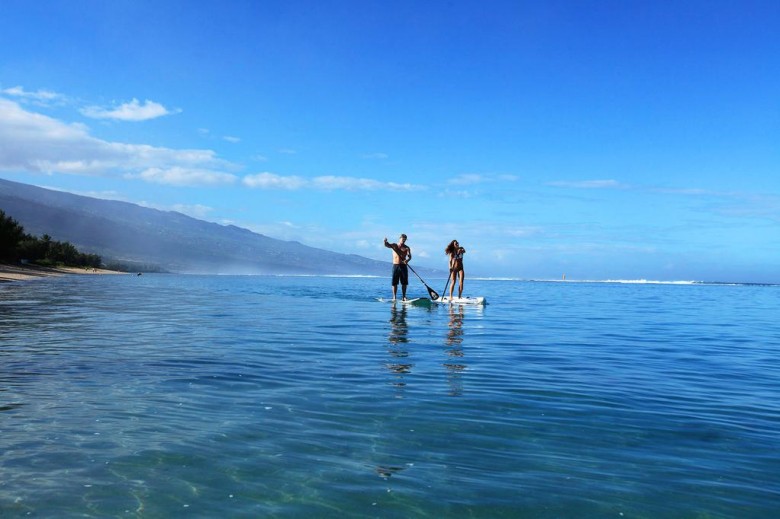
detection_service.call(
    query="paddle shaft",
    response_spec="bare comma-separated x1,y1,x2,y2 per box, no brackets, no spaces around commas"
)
441,269,452,300
406,264,439,300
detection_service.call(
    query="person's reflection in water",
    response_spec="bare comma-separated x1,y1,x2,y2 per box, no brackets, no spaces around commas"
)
444,304,466,396
387,303,411,396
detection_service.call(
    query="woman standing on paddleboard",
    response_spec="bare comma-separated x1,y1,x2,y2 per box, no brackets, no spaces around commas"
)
445,240,466,299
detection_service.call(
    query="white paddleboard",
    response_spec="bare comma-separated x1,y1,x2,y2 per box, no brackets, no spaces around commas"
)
436,296,486,305
377,297,433,307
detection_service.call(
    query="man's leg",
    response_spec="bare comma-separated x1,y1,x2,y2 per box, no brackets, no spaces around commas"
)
391,265,399,299
400,265,409,300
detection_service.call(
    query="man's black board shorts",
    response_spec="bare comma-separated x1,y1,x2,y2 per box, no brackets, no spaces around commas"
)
392,264,409,286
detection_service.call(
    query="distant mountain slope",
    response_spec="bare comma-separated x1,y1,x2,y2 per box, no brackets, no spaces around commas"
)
0,177,400,275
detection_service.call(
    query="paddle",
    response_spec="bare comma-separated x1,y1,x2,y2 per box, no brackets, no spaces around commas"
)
407,264,440,300
441,269,452,301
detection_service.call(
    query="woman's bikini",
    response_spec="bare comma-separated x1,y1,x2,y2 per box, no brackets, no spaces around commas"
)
451,250,464,273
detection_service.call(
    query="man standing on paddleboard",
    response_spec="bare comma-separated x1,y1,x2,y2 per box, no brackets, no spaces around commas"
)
384,234,412,300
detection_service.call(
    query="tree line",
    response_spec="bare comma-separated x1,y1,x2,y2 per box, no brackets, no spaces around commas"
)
0,210,102,268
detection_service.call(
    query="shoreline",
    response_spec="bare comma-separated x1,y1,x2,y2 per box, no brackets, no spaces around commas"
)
0,263,125,283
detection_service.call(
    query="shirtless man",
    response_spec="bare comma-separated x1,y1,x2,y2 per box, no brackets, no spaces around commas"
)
384,234,412,300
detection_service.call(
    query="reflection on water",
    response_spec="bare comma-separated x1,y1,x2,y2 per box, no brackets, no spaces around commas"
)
444,304,466,396
4,276,779,517
386,303,411,394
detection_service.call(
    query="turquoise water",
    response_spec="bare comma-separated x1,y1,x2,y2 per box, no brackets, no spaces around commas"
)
1,275,779,517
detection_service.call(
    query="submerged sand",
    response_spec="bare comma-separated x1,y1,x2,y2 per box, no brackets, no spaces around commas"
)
0,263,125,282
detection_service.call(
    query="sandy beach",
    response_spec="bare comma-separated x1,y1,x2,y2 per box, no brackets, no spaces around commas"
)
0,263,125,282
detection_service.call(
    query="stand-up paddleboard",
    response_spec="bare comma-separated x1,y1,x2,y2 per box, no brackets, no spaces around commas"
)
436,296,486,305
376,297,433,307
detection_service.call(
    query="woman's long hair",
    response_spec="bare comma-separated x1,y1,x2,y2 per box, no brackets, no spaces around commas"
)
445,240,459,255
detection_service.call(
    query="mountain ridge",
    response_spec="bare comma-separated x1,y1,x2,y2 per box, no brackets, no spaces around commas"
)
0,177,426,276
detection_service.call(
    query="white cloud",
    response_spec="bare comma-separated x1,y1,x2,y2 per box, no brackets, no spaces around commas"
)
311,175,421,191
243,172,307,190
81,98,178,121
242,172,424,191
128,167,237,186
223,135,241,143
1,85,66,105
0,99,236,186
362,152,388,160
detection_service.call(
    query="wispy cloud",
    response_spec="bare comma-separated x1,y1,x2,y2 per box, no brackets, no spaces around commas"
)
243,172,424,191
448,173,520,185
548,179,627,189
362,152,388,160
1,85,66,106
128,167,237,186
0,99,236,186
710,193,780,222
312,176,421,191
449,173,485,185
198,127,243,144
440,188,476,199
439,174,519,200
170,203,214,219
652,187,713,196
242,172,307,190
81,98,179,121
552,179,780,223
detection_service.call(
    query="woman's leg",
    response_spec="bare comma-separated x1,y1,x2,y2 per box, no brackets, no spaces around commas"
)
449,270,456,298
458,270,465,297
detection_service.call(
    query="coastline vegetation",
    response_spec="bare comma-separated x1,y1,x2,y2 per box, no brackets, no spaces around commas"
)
0,209,102,268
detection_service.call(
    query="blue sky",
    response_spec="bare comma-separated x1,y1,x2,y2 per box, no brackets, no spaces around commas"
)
1,0,778,282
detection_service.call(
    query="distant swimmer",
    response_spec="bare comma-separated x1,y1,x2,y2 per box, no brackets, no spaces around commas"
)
445,240,466,299
384,234,412,300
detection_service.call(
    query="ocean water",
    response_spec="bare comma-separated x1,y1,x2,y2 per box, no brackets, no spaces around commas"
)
1,274,779,518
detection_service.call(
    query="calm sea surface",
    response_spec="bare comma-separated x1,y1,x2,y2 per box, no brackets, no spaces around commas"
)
1,275,779,518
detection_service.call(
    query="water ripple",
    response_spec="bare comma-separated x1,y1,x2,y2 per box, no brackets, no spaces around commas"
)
1,276,779,517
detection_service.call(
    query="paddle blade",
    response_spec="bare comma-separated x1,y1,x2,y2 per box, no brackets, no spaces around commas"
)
427,287,440,300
